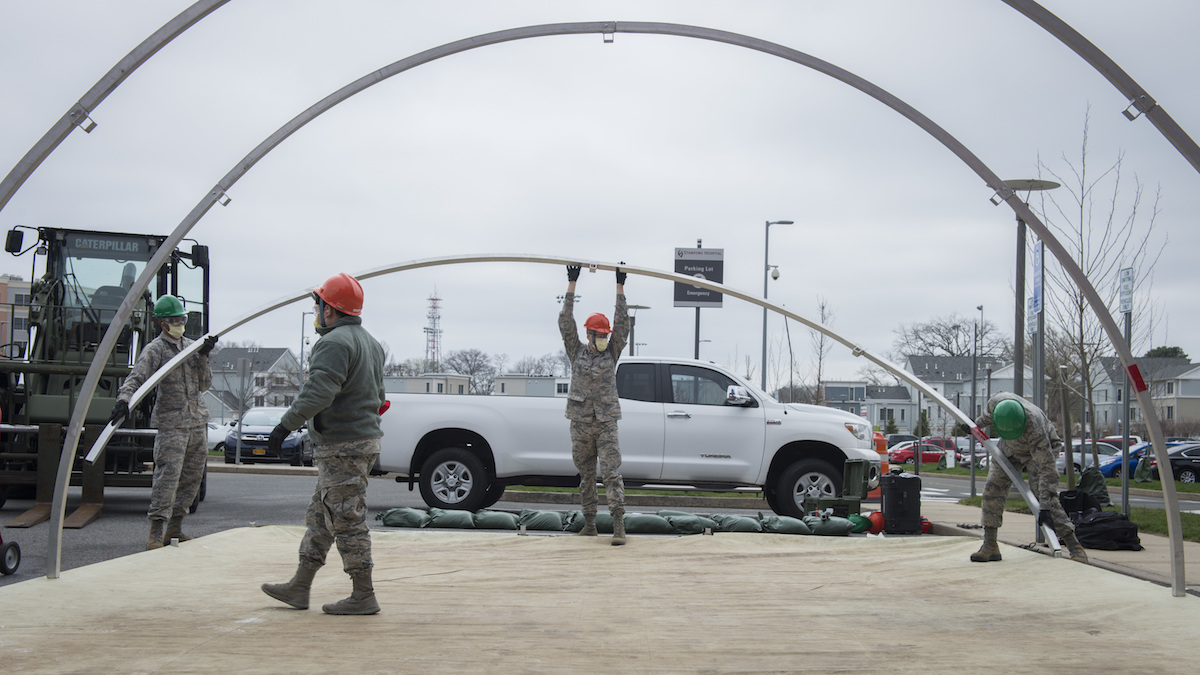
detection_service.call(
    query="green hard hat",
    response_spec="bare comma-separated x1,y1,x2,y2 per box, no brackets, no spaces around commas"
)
993,399,1027,440
153,295,186,318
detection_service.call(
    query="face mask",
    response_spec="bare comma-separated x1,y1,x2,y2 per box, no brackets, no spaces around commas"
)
593,337,609,352
166,324,185,339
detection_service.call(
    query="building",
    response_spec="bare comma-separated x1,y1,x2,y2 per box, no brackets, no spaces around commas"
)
0,274,31,359
208,347,301,421
493,374,569,397
384,373,470,395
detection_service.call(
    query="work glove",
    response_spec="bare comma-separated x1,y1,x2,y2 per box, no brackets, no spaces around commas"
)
566,265,581,282
198,334,218,356
108,399,129,426
615,263,627,285
268,424,290,455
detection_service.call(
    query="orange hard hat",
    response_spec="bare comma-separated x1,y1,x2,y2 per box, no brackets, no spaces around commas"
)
584,312,612,334
314,272,364,316
867,511,885,534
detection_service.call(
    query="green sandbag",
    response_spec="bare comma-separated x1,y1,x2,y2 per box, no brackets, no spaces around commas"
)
473,509,520,530
656,509,696,518
562,510,586,533
710,513,762,533
622,512,675,534
803,514,855,536
1077,466,1112,507
377,507,430,528
427,507,475,529
758,513,813,535
846,514,872,533
518,509,566,531
663,513,719,535
594,512,614,534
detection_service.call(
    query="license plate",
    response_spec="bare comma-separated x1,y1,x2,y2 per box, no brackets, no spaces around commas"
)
252,448,266,455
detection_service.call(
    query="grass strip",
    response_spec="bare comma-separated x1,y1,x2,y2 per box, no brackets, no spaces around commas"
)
957,495,1200,543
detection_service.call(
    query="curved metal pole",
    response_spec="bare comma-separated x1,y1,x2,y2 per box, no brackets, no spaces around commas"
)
50,21,1181,593
0,0,230,215
1004,0,1200,175
81,254,1059,551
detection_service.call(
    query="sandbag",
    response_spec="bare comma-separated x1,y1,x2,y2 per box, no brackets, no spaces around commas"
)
803,514,855,536
473,509,520,530
518,509,566,531
376,507,430,528
758,513,813,535
662,513,719,535
594,512,614,534
427,508,475,529
1075,511,1143,551
622,513,675,535
709,513,762,533
1076,466,1112,507
846,514,872,534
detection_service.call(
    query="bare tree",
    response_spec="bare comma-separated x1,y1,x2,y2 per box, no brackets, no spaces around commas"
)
443,348,500,395
511,353,563,377
892,312,1005,360
808,296,835,405
1036,109,1166,461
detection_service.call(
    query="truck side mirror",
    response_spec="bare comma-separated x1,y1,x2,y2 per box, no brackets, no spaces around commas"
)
5,230,23,253
191,243,209,268
725,386,753,406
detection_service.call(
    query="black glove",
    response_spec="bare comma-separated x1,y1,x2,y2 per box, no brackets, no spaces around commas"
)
108,399,129,426
615,263,627,285
198,334,218,356
566,265,581,282
268,424,290,454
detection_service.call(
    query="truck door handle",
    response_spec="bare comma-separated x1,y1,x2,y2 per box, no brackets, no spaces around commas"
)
667,411,691,419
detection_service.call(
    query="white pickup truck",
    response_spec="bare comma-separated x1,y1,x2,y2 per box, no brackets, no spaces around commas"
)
378,357,881,517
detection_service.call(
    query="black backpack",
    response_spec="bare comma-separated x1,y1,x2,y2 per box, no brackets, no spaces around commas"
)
1073,510,1144,551
1058,490,1102,525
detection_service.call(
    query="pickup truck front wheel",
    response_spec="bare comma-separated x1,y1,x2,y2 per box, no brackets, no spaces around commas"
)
419,447,487,511
775,459,840,518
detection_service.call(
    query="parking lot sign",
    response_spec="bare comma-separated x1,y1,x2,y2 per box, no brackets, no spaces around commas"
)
674,247,724,308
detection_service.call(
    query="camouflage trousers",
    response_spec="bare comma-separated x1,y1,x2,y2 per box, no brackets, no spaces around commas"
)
981,448,1074,537
148,424,207,521
570,419,625,517
299,439,380,576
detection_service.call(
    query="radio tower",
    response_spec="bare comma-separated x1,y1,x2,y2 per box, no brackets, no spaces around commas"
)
424,291,443,372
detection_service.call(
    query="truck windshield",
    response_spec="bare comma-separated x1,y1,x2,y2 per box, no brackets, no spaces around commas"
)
56,231,160,315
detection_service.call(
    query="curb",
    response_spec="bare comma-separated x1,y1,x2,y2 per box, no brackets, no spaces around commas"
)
500,490,773,511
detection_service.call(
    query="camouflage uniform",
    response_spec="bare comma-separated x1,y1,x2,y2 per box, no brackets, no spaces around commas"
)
117,333,212,521
976,392,1074,538
559,291,629,517
300,438,381,575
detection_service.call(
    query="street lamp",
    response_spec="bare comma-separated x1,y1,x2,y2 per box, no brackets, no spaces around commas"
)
300,311,313,372
1003,178,1059,398
762,219,794,391
628,305,650,356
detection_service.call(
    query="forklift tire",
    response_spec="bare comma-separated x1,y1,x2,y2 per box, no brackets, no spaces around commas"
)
1,541,19,575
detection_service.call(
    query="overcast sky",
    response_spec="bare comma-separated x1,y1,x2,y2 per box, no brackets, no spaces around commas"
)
1,1,1197,390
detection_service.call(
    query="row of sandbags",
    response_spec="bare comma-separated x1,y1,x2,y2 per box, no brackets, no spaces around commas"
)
375,507,871,536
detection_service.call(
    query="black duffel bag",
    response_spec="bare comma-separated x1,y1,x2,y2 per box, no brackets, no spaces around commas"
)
1074,510,1143,551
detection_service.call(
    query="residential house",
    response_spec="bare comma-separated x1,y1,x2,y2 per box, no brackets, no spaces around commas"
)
209,347,301,421
904,354,1004,433
1096,356,1194,434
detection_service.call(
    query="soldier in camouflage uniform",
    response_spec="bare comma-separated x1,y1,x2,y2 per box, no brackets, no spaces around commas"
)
109,295,217,550
262,273,386,615
559,265,630,545
972,392,1088,563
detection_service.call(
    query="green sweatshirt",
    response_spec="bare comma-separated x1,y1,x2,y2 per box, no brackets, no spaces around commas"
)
280,315,386,446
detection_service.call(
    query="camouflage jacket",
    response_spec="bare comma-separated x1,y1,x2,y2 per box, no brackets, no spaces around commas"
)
975,392,1062,461
558,292,629,422
117,333,212,428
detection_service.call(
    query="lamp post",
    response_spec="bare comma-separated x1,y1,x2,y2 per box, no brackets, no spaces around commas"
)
628,305,650,356
762,220,793,391
300,311,313,372
1003,179,1059,398
970,305,982,497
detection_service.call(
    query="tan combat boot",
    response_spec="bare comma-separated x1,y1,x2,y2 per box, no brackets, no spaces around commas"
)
1062,531,1089,563
146,519,165,550
970,526,1002,562
323,571,381,615
611,508,626,546
262,564,319,609
576,514,598,536
163,516,192,543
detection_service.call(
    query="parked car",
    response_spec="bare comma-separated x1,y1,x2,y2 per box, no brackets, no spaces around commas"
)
1099,435,1142,450
922,438,959,452
207,421,233,452
1056,441,1122,474
889,442,962,465
1150,442,1200,483
886,433,918,449
223,407,310,466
